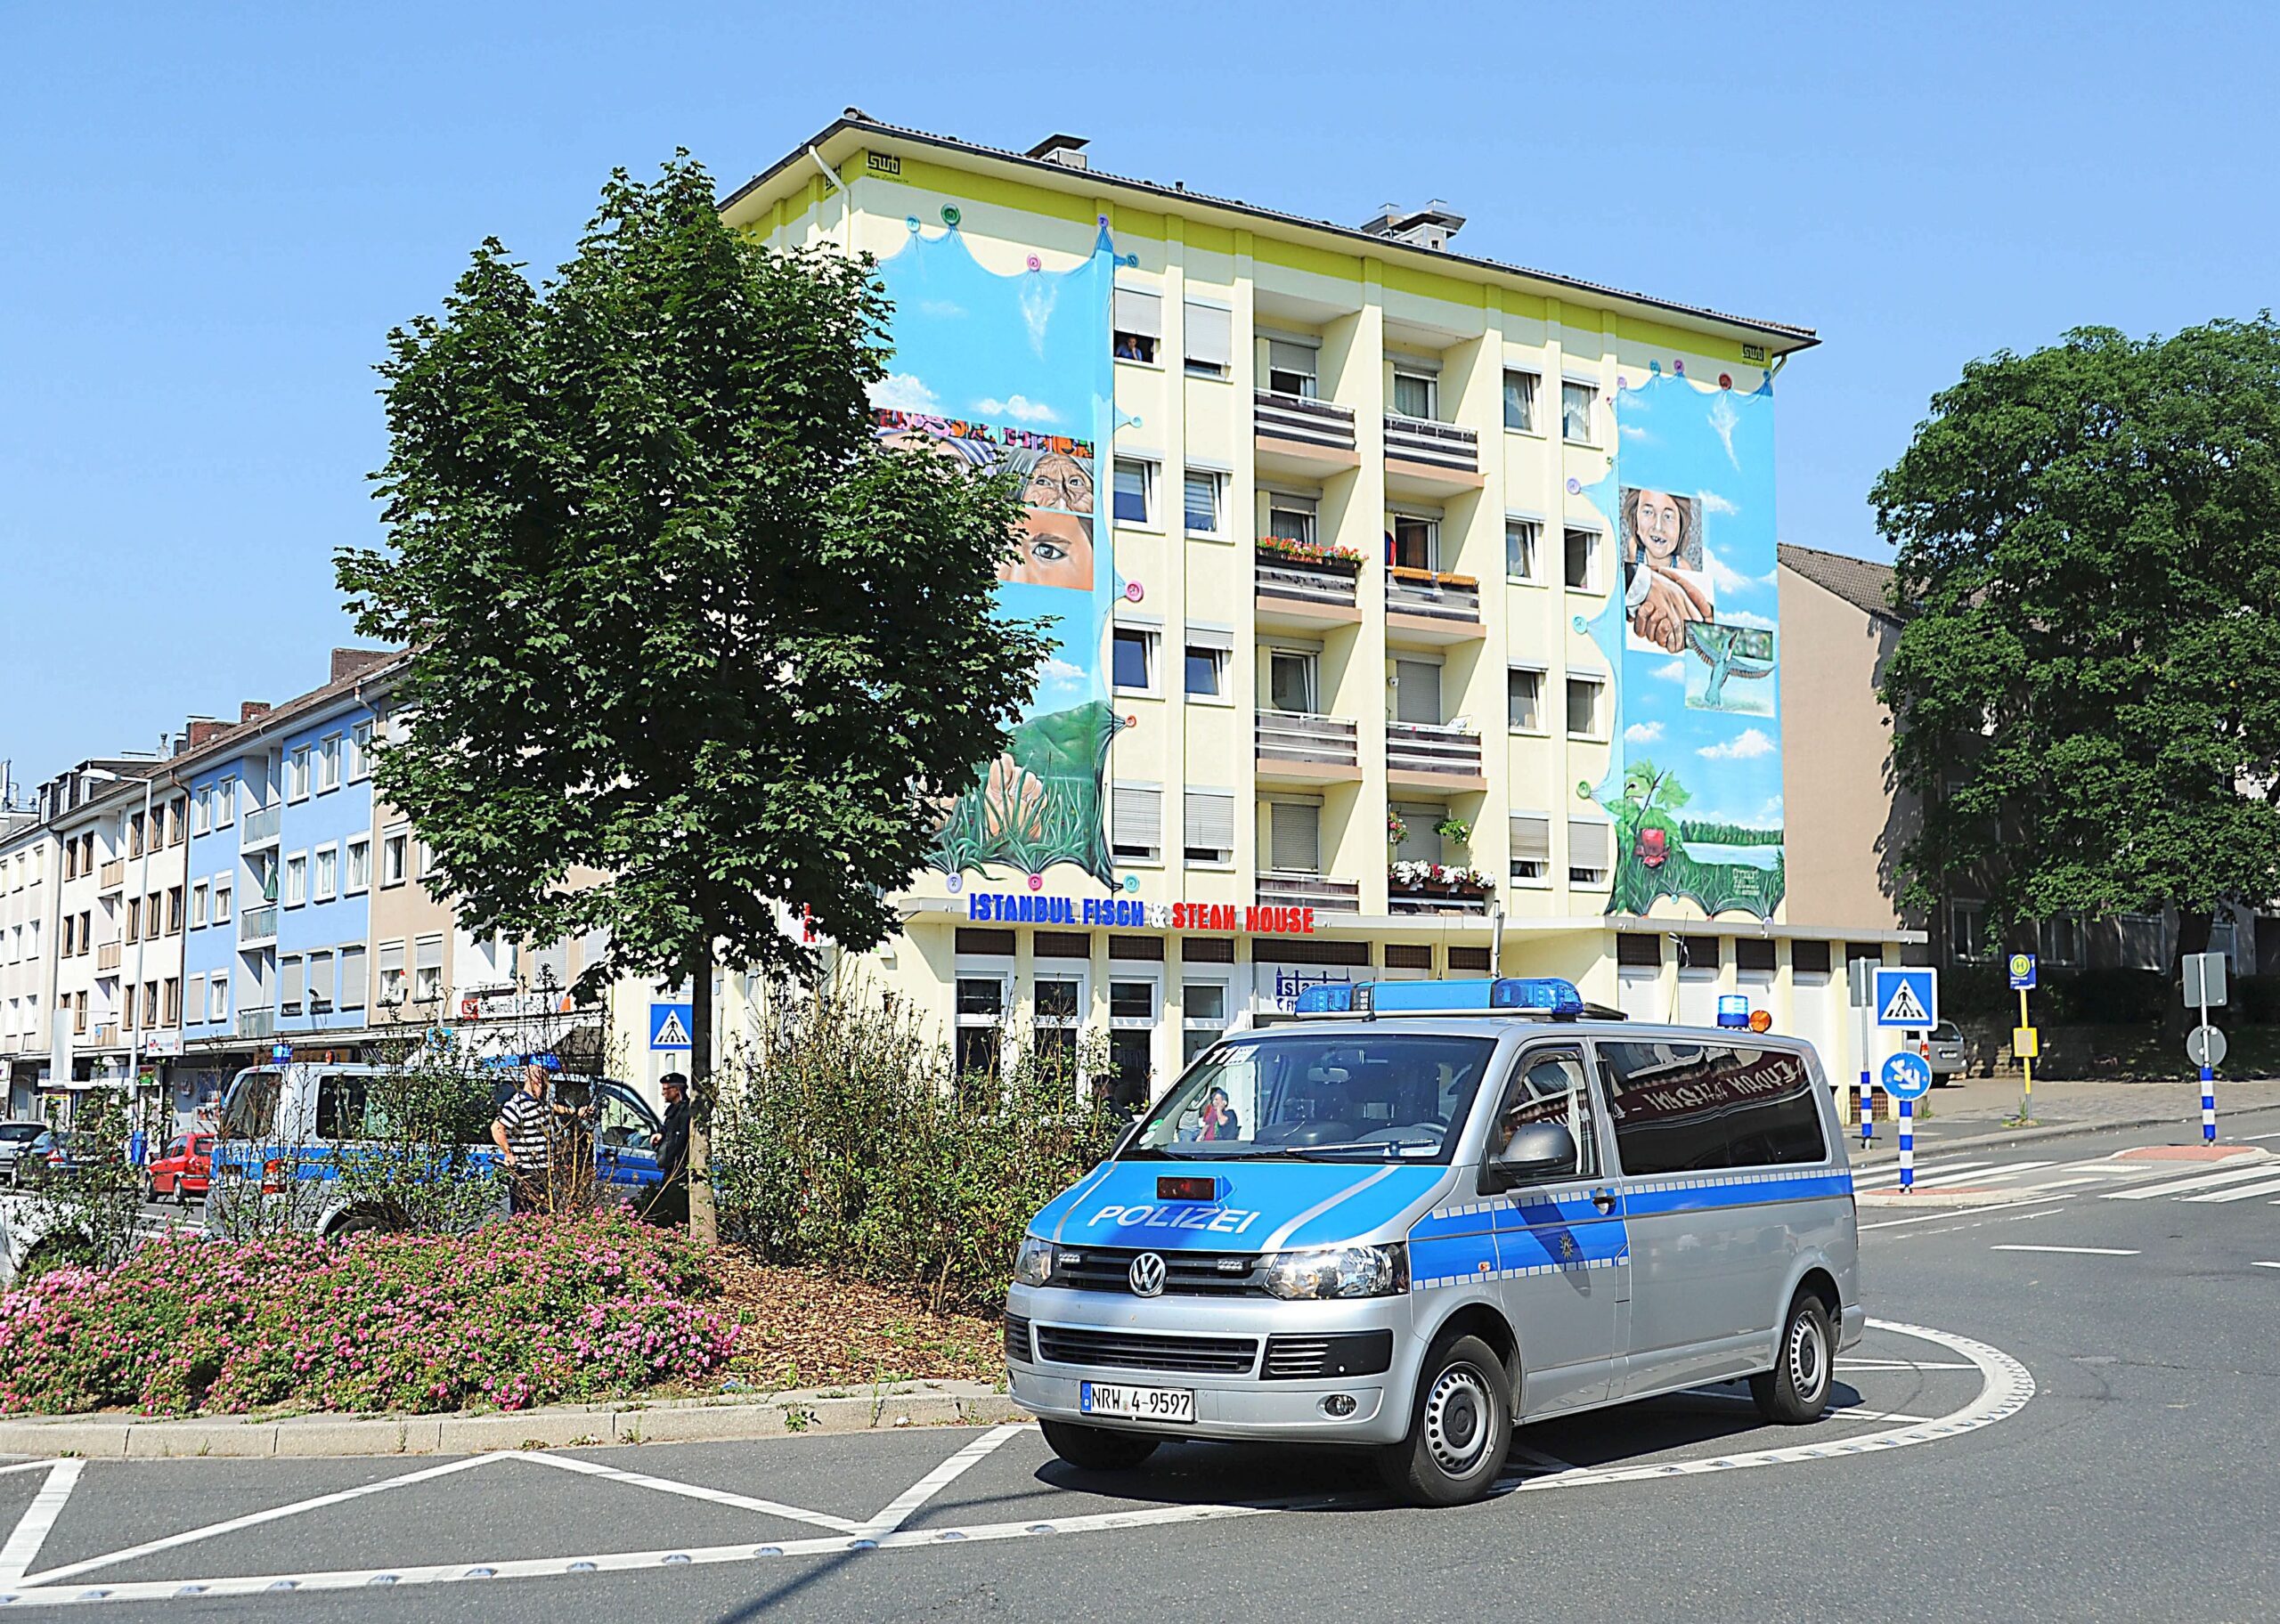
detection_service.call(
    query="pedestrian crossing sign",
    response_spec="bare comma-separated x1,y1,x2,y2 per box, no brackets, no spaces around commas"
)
649,1002,694,1051
1874,967,1938,1028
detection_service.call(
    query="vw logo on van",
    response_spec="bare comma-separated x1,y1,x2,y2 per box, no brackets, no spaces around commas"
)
1128,1252,1167,1297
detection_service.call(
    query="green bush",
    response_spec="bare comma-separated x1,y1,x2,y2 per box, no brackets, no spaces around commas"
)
709,978,1124,1313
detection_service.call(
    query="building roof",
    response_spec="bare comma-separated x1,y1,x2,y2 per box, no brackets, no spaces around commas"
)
1779,542,1904,624
722,112,1820,355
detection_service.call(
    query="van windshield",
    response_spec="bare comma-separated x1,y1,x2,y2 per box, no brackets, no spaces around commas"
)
220,1070,283,1140
1122,1034,1497,1163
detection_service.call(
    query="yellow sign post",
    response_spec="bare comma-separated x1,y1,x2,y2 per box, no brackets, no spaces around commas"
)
2007,952,2040,1125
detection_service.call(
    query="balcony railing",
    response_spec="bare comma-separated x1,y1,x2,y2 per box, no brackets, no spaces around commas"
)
92,1022,119,1048
238,1008,275,1040
1255,390,1357,453
1255,548,1362,613
1383,412,1479,473
1256,872,1361,914
241,801,281,845
1385,569,1482,623
240,904,278,945
1256,710,1359,771
1388,872,1494,916
97,859,126,890
1386,720,1485,777
96,940,122,971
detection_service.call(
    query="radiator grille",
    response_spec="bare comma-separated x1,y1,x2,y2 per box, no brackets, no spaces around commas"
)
1052,1246,1260,1296
1260,1330,1396,1381
1004,1313,1032,1365
1034,1324,1258,1376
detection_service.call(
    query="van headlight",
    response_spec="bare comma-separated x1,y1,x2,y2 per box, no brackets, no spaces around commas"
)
1012,1236,1055,1287
1261,1243,1407,1300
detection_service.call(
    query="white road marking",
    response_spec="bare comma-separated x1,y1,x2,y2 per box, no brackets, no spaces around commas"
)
1824,1409,1936,1425
2181,1174,2280,1204
1994,1176,2105,1194
2102,1165,2280,1200
859,1424,1026,1537
1835,1360,1978,1372
2252,1262,2280,1270
1910,1160,2056,1189
519,1449,866,1534
1990,1244,2139,1255
0,1462,81,1585
2238,1131,2280,1142
1860,1200,2071,1231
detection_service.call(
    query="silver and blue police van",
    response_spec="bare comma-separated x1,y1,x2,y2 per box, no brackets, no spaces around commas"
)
1006,977,1861,1506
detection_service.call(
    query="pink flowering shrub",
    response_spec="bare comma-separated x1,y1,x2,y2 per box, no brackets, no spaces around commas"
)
0,1214,737,1417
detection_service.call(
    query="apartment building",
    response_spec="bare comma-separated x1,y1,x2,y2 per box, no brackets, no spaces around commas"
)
0,814,58,1111
711,113,1923,1102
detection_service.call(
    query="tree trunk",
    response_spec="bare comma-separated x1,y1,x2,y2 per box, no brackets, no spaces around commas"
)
688,946,719,1247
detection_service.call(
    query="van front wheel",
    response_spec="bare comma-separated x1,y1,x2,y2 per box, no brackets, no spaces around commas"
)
1377,1333,1510,1506
1039,1420,1160,1473
1751,1292,1835,1425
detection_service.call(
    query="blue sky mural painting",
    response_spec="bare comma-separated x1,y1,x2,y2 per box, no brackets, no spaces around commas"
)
1584,372,1784,918
868,218,1120,884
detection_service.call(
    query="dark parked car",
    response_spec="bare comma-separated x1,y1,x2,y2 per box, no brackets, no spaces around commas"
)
1929,1020,1969,1082
0,1122,49,1184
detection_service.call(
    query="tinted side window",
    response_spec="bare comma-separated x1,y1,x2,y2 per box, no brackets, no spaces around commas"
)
1598,1043,1827,1176
220,1070,282,1140
1488,1047,1600,1181
315,1074,369,1141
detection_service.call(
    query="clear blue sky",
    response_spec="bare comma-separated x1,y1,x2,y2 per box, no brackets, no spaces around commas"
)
6,1,2275,786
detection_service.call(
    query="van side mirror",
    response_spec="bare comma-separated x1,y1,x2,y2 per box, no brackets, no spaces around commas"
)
1484,1122,1579,1191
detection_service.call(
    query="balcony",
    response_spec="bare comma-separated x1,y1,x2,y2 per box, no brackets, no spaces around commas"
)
241,801,281,847
1255,542,1364,632
97,859,126,892
240,904,278,945
96,940,122,972
1256,710,1362,788
237,1008,275,1041
1384,568,1486,645
92,1022,120,1048
1388,865,1495,917
1254,391,1360,479
1257,872,1361,915
1383,413,1483,497
1386,721,1487,792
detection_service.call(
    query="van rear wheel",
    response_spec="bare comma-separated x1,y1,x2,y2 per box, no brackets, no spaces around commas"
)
1039,1419,1160,1473
1377,1333,1510,1506
1751,1291,1835,1425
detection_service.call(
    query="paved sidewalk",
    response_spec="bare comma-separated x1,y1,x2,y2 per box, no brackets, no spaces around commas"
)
1848,1073,2280,1163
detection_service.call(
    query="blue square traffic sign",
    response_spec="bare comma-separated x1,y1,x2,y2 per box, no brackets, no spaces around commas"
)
2007,953,2038,990
1873,967,1938,1028
649,1002,694,1051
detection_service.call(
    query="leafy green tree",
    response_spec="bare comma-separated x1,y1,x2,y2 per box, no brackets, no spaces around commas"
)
1873,317,2280,974
338,156,1048,1243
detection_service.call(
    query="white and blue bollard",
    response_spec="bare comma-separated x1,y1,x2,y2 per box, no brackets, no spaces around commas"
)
1860,1071,1874,1144
1899,1097,1914,1190
2202,1065,2217,1143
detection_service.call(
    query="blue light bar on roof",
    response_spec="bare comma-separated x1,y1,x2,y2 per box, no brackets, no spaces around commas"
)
1488,978,1586,1016
1291,978,1585,1017
1293,983,1358,1013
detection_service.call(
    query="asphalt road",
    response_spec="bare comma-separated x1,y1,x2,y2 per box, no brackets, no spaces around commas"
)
7,1117,2275,1622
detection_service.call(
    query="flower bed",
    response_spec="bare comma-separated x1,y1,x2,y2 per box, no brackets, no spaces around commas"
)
0,1214,737,1417
1388,861,1495,896
1256,537,1366,574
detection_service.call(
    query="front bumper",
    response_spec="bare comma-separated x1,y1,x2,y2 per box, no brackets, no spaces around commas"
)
1006,1282,1421,1447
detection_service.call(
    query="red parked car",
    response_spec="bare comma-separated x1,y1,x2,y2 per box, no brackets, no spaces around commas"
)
146,1133,216,1204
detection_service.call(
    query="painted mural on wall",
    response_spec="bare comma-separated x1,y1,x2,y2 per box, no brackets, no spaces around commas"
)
1584,372,1784,917
867,219,1120,885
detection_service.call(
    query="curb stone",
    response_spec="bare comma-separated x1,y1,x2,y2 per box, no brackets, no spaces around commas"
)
0,1382,1030,1462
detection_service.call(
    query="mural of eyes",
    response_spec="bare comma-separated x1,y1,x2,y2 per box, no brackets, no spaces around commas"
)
1030,536,1069,566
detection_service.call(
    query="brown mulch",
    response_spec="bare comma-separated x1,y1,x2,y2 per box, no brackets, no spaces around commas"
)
708,1249,1003,1390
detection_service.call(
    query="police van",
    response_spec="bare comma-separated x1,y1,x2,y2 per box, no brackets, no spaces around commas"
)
1006,977,1861,1506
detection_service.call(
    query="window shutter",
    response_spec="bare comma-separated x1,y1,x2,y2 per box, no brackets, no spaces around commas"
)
1568,820,1611,869
281,956,305,1008
340,946,368,1010
1266,339,1316,378
1114,288,1161,338
414,936,444,971
1112,784,1162,856
379,942,404,978
1268,802,1320,873
1510,815,1551,864
1185,302,1233,370
1185,624,1235,653
1185,791,1235,857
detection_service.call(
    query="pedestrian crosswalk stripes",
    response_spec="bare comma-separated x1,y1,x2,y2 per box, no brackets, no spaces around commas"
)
1862,1149,2278,1208
2100,1164,2280,1200
2179,1174,2280,1204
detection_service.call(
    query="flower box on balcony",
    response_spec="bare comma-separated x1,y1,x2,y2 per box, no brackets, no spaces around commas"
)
1388,861,1495,898
1387,565,1479,589
1257,538,1367,575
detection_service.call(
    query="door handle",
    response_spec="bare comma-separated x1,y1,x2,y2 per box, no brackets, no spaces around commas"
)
1590,1188,1616,1214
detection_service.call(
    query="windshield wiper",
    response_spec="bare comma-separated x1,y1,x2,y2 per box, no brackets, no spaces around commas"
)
1274,1142,1413,1161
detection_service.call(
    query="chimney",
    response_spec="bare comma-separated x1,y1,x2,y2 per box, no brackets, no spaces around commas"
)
240,701,272,725
1358,199,1466,252
330,646,394,685
184,717,229,751
1025,134,1089,172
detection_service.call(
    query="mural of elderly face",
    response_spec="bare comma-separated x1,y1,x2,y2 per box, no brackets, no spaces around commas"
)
1021,451,1095,516
1623,487,1699,572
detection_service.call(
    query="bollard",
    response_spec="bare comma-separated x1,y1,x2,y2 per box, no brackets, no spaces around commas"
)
1860,1071,1874,1144
2202,1065,2217,1144
1899,1097,1914,1190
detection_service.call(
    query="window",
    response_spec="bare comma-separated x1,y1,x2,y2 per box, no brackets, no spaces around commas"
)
1184,641,1229,699
73,992,86,1034
378,942,406,1007
195,787,212,834
162,977,181,1025
1112,783,1163,865
1949,900,1987,962
166,885,183,934
77,910,90,954
284,852,308,907
1266,496,1315,546
955,975,1006,1078
1568,819,1612,886
346,838,370,894
212,881,232,924
1566,675,1606,737
348,721,372,781
288,747,311,800
209,974,229,1022
1183,470,1225,535
1266,338,1317,397
382,831,409,887
191,882,208,929
1561,379,1596,443
1184,300,1232,378
1502,369,1539,432
1112,626,1158,691
1030,975,1080,1075
126,898,140,943
1266,649,1317,714
1391,658,1442,725
1508,666,1544,732
307,951,334,1015
1390,514,1437,572
1736,938,1777,974
1112,286,1160,364
1267,800,1321,873
319,735,342,792
1510,814,1551,882
1112,459,1155,526
1617,933,1664,969
1182,980,1229,1065
216,778,234,827
1487,1047,1600,1181
2039,914,2088,967
1506,519,1541,582
1392,369,1437,420
281,954,305,1017
168,798,184,846
186,974,206,1025
60,915,74,957
413,935,444,1003
1563,527,1600,591
1600,1041,1828,1174
418,840,437,879
128,812,145,858
1183,790,1235,866
313,846,338,902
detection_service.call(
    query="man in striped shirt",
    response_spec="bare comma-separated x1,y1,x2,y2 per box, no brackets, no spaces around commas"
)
492,1063,566,1214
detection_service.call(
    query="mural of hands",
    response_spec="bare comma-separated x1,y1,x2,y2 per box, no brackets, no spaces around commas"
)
1631,564,1714,653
